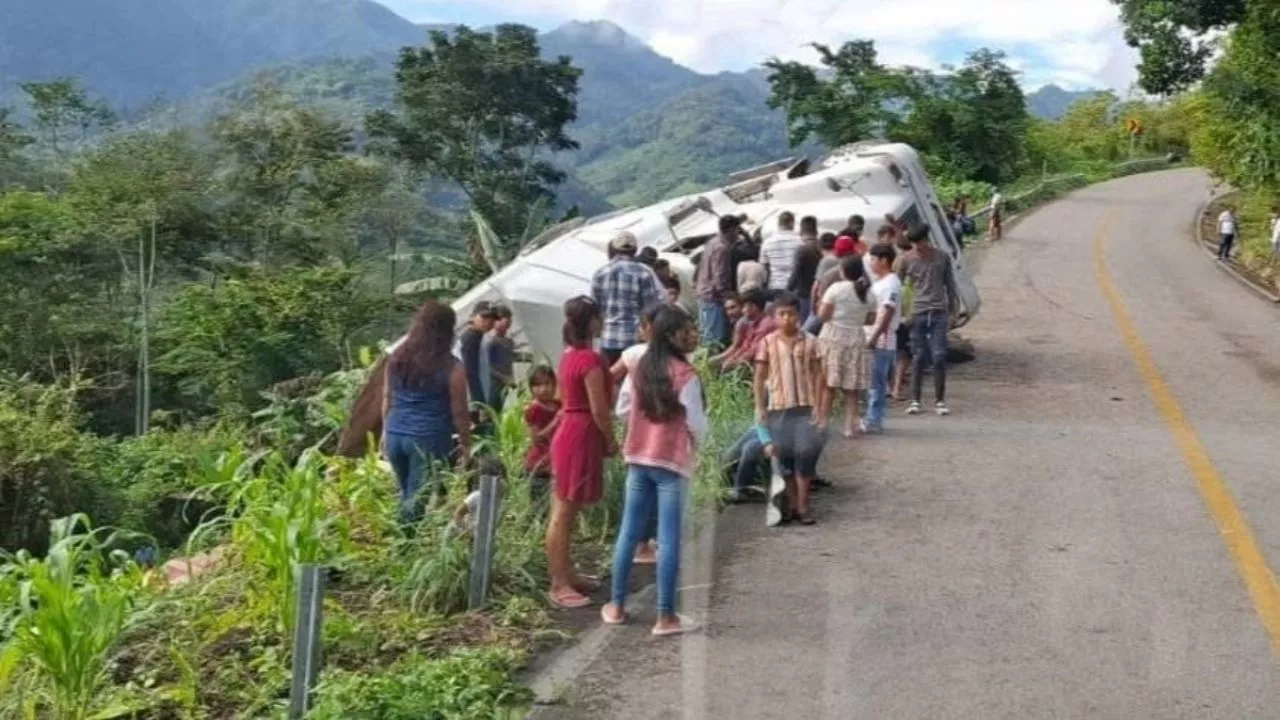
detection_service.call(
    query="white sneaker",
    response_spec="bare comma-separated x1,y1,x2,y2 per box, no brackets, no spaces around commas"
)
935,402,950,416
906,401,922,415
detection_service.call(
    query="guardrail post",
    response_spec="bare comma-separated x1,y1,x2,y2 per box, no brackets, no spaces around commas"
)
468,471,502,610
289,564,325,719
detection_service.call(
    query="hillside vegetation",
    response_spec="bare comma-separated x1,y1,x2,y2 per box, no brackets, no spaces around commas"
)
0,12,1208,718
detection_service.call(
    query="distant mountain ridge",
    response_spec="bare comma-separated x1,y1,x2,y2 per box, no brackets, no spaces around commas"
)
1,1,1106,210
1026,84,1102,120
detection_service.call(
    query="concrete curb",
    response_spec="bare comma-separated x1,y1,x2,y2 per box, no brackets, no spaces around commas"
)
1193,195,1280,304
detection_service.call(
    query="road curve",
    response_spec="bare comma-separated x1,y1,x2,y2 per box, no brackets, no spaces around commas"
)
531,168,1280,719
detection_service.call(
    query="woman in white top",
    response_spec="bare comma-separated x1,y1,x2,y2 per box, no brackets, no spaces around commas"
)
816,255,871,438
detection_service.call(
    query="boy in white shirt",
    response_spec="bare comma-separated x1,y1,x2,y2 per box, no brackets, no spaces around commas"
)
1218,205,1238,260
862,244,902,434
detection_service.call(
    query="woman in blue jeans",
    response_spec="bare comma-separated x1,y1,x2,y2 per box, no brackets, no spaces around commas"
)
382,300,472,525
602,306,707,636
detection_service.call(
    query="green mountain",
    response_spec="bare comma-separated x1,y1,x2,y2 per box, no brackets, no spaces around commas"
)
1026,84,1102,120
0,0,428,105
571,72,800,207
539,21,701,127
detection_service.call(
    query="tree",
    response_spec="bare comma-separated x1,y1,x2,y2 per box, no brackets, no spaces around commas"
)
764,40,910,148
893,49,1029,184
0,108,34,187
367,24,581,246
1112,0,1247,95
210,82,382,267
66,130,217,433
19,79,115,156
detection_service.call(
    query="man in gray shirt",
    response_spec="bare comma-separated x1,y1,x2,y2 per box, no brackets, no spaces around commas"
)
696,215,737,346
898,225,958,416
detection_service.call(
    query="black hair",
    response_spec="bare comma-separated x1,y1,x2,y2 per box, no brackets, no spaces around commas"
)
771,290,801,311
662,274,681,292
740,287,767,310
390,300,457,389
849,214,865,230
719,215,739,234
635,305,693,423
562,295,601,348
869,243,897,265
819,232,838,250
908,225,931,243
840,255,864,282
778,211,795,229
723,290,740,304
637,246,659,266
528,364,556,388
491,304,512,320
799,215,819,234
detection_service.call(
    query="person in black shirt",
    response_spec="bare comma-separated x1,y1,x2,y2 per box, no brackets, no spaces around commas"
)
788,216,822,319
458,301,498,423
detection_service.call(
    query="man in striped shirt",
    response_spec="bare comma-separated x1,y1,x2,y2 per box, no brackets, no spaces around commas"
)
753,291,824,525
761,211,802,291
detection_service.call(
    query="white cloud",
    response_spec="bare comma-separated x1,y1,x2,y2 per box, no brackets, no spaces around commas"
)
383,0,1138,89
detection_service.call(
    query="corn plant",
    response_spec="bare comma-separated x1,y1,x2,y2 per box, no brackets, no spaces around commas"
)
191,450,344,634
0,514,154,720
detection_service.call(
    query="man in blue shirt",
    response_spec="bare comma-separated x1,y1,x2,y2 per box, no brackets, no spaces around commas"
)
591,231,663,366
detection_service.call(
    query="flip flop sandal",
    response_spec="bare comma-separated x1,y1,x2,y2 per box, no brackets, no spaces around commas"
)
547,589,592,609
651,614,700,637
601,604,628,625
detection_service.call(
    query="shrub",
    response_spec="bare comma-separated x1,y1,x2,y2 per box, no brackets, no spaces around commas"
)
308,648,533,720
0,376,114,554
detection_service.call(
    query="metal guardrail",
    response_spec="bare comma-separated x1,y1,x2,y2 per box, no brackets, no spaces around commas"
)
966,156,1177,226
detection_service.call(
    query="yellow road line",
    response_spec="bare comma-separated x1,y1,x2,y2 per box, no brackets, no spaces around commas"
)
1093,214,1280,655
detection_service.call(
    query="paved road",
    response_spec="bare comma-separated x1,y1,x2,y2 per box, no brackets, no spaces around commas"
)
530,169,1280,719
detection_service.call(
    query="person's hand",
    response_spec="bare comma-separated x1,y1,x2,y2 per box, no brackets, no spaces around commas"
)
605,437,620,458
763,443,776,459
811,410,827,429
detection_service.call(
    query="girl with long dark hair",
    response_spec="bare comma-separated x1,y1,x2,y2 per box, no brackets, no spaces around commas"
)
601,305,705,636
546,296,615,608
381,300,472,524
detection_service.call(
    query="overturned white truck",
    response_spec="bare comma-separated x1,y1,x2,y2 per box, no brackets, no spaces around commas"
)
336,141,979,454
444,141,978,362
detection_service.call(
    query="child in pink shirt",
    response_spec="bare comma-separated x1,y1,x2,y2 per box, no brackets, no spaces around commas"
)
601,306,706,637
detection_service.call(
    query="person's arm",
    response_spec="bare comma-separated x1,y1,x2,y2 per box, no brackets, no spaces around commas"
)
610,356,630,384
865,301,897,350
614,373,633,420
380,363,391,453
944,258,960,316
449,363,472,463
819,297,836,322
680,376,709,443
584,366,616,455
809,342,826,427
711,322,746,365
759,241,772,287
591,268,607,307
752,343,769,425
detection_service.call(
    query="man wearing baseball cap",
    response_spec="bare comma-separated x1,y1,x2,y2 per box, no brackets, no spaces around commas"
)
458,301,499,407
591,231,663,367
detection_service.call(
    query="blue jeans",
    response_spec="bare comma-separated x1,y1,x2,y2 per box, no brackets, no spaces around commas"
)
865,348,896,429
910,310,949,404
725,429,766,492
385,432,452,524
611,465,685,616
698,299,728,347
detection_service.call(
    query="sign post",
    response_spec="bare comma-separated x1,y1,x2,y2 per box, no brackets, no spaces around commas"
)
468,471,502,610
289,565,325,719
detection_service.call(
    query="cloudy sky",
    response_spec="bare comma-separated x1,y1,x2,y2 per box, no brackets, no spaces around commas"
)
380,0,1139,91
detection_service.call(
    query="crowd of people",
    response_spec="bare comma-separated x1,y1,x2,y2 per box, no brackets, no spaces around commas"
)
377,206,964,637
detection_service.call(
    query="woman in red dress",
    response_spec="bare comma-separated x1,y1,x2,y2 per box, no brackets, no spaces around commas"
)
545,296,616,608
